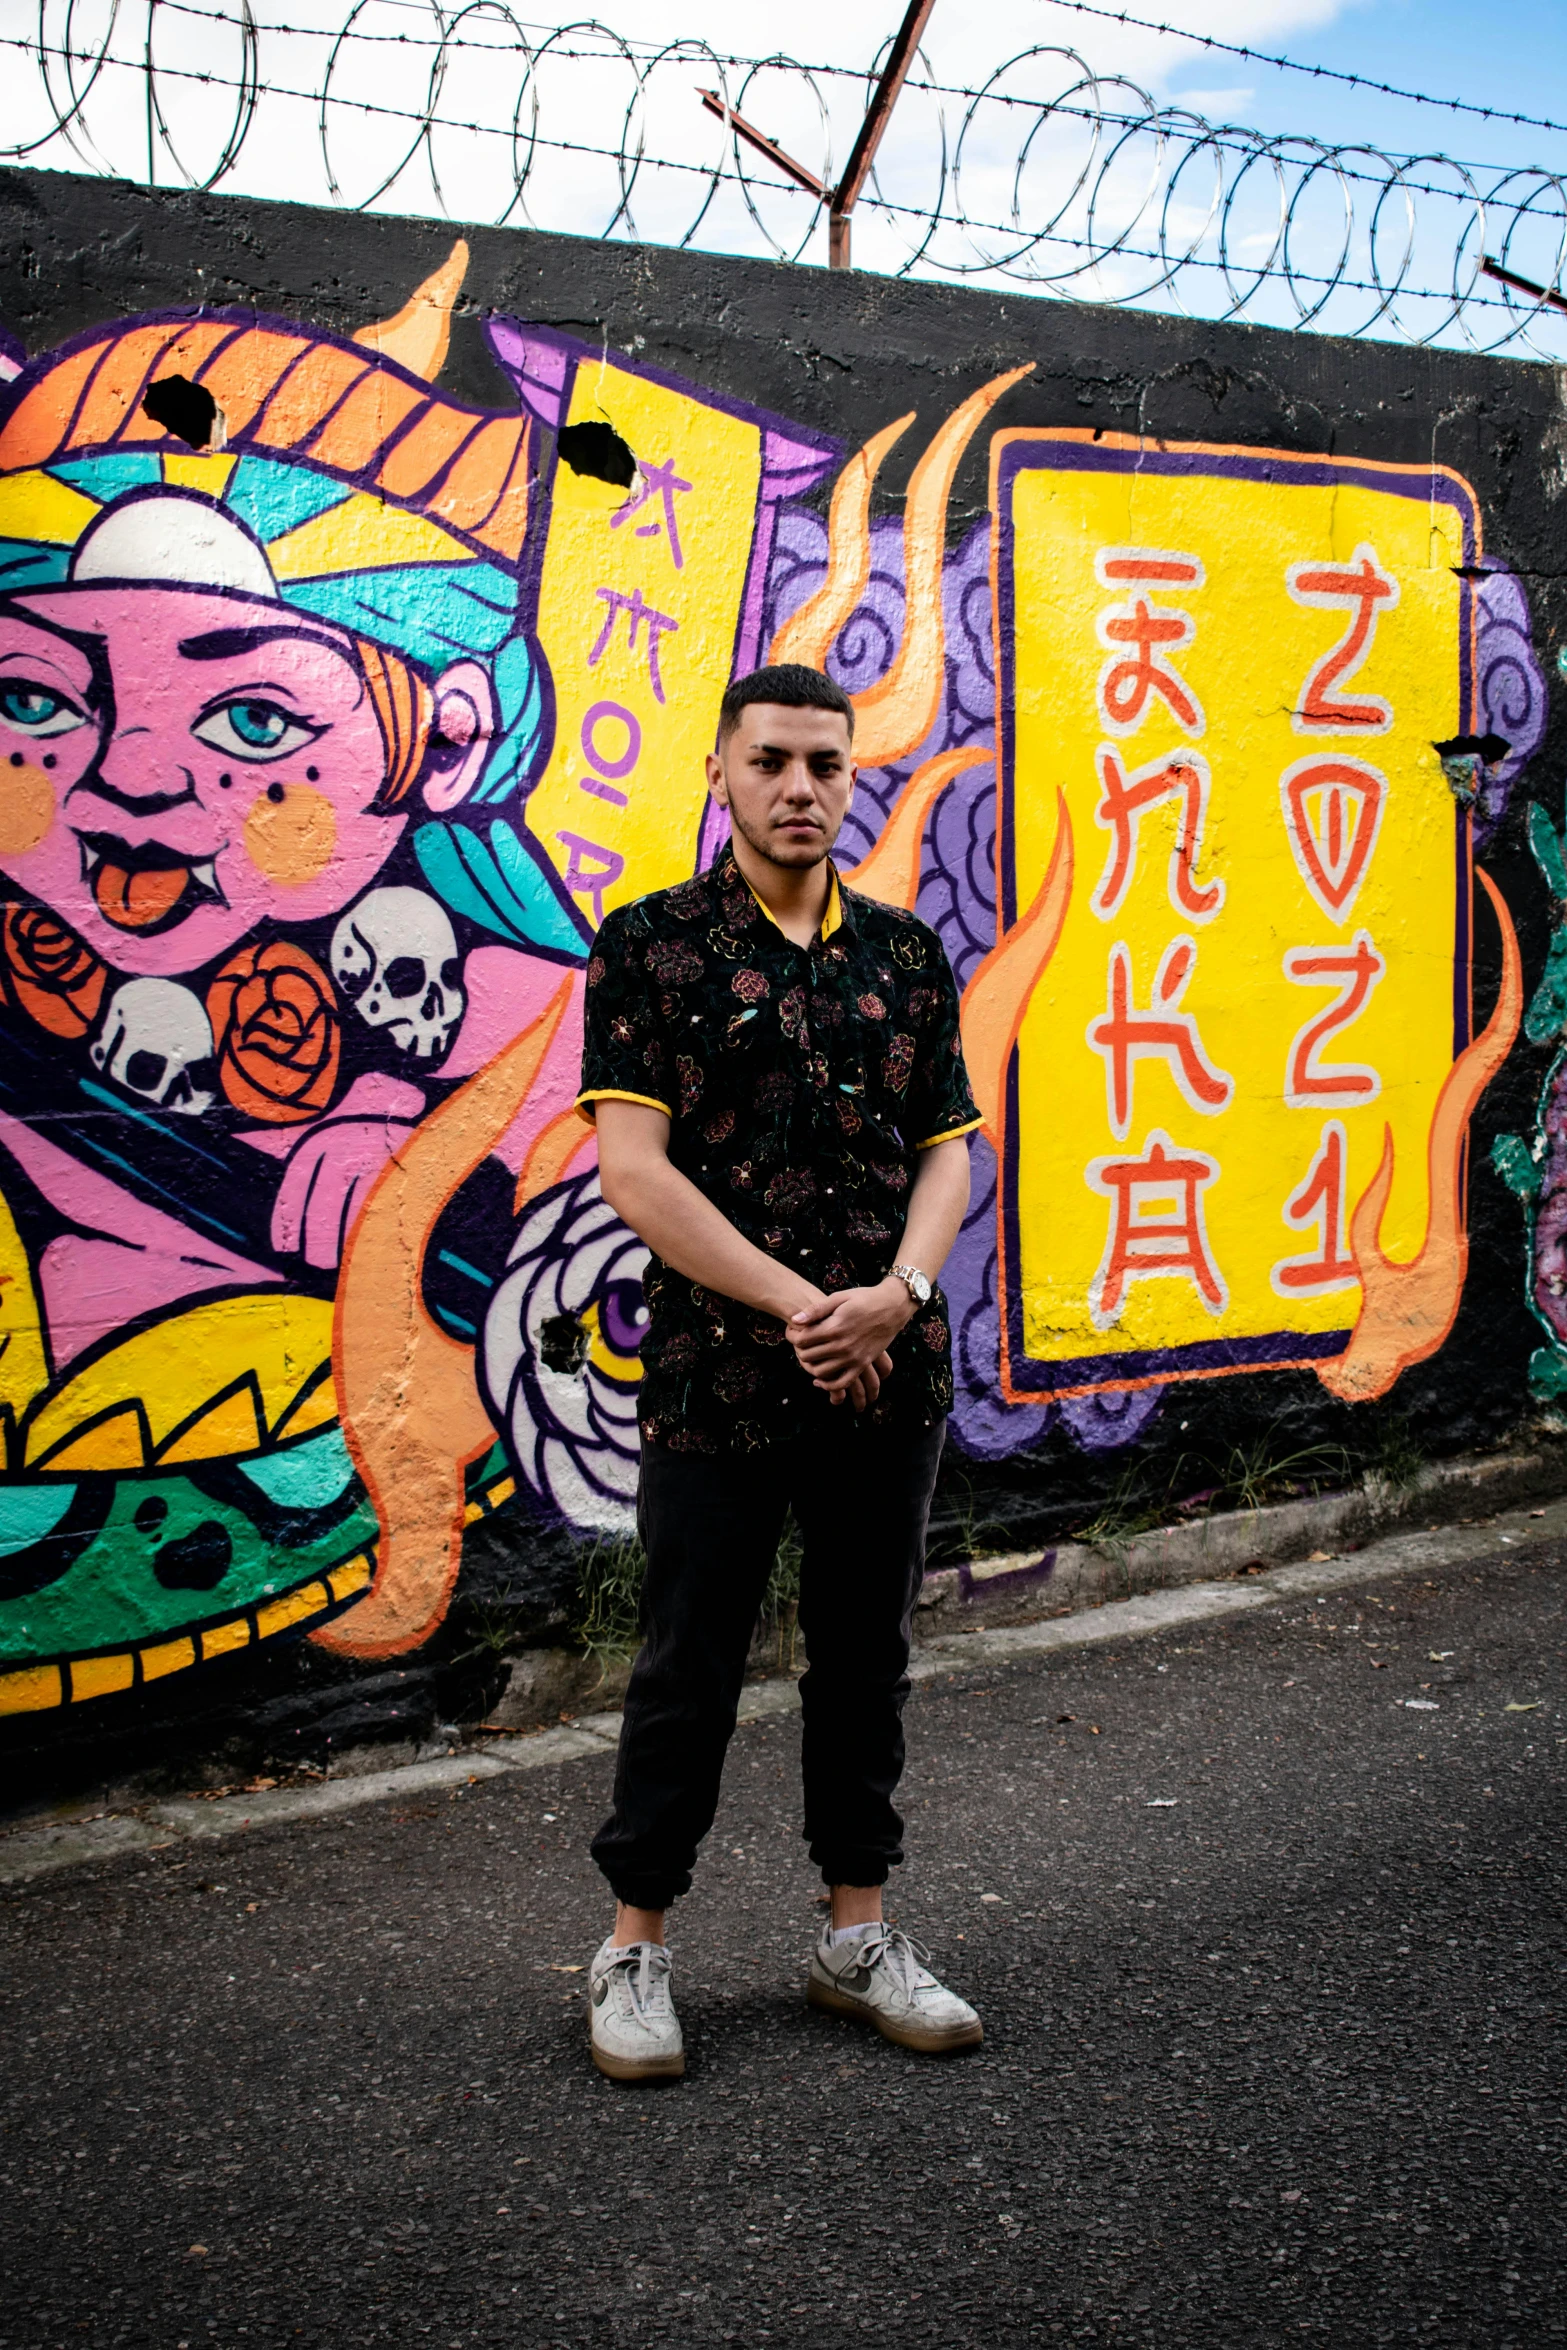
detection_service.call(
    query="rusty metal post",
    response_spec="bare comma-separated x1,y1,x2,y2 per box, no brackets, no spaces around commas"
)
698,1,938,274
827,0,938,268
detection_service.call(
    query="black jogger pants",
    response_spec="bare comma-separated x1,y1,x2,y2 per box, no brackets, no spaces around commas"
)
589,1415,946,1908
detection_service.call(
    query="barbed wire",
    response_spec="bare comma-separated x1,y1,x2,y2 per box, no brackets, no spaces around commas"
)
1031,0,1567,143
3,4,1565,360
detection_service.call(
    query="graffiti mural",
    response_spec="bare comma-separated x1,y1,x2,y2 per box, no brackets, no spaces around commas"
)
0,239,1546,1721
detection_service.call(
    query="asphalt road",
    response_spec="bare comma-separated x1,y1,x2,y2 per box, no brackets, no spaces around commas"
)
2,1540,1563,2350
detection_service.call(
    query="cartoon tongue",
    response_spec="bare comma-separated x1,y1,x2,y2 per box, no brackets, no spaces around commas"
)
92,855,192,930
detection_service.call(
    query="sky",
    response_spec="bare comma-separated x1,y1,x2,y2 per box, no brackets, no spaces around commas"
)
6,0,1565,351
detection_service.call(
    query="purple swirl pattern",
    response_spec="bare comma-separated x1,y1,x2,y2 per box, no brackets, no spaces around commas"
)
1473,561,1549,849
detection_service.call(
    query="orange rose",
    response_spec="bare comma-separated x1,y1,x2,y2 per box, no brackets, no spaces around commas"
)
207,940,341,1123
3,905,107,1038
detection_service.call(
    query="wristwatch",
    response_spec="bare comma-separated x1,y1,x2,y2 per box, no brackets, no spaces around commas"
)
890,1262,932,1308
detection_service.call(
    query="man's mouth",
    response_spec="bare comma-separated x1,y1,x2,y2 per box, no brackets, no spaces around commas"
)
77,833,225,934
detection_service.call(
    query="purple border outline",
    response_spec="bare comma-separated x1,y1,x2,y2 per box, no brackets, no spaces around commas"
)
484,317,843,879
992,432,1481,1403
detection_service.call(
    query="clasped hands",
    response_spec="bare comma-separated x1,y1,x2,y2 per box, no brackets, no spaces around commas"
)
785,1277,914,1412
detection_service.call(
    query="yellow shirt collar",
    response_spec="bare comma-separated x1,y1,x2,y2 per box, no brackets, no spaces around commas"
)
739,862,843,942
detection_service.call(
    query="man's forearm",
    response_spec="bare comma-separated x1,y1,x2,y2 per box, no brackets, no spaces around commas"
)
893,1135,973,1284
599,1143,818,1323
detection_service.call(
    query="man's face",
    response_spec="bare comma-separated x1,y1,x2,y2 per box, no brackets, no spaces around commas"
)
0,587,403,974
706,701,855,870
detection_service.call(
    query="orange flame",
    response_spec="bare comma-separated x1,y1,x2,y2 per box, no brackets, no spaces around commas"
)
1316,868,1521,1405
313,979,575,1659
770,366,1035,770
844,744,992,912
768,411,914,672
515,1100,596,1212
959,791,1075,1148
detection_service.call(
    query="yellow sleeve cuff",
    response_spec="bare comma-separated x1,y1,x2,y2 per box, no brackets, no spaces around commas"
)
576,1088,673,1123
915,1117,983,1149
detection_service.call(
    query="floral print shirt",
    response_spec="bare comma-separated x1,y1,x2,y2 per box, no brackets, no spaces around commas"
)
578,844,981,1454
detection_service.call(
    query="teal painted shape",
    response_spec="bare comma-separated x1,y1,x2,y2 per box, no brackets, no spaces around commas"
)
236,1425,356,1511
46,454,162,501
0,540,71,590
1524,926,1567,1046
1527,801,1567,901
1529,1345,1567,1403
283,561,518,670
470,630,548,805
415,818,588,957
1490,1132,1541,1202
224,454,352,544
0,1472,376,1664
0,1484,76,1560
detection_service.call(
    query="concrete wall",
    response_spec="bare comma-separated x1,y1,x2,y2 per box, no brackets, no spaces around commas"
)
0,166,1563,1787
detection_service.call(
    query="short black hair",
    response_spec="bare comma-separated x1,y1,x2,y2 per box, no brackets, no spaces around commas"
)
718,662,854,742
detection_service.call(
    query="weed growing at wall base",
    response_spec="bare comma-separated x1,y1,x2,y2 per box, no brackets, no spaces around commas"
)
572,1521,803,1677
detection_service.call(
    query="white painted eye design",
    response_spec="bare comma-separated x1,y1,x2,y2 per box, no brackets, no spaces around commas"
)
191,697,321,762
0,679,87,737
480,1170,649,1535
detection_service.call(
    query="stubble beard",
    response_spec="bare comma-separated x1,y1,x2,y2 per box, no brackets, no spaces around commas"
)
726,797,840,872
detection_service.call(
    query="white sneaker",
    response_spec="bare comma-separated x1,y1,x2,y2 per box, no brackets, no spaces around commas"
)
587,1938,685,2081
807,1924,983,2053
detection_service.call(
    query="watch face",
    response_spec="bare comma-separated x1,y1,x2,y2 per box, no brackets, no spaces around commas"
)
911,1270,932,1305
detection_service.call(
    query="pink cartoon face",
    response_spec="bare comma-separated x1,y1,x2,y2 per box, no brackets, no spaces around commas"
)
0,586,418,975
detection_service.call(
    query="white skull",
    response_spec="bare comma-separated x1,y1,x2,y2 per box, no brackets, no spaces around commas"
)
330,887,465,1063
89,978,217,1114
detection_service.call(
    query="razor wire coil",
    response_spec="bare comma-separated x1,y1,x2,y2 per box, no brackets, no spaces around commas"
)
3,2,1565,360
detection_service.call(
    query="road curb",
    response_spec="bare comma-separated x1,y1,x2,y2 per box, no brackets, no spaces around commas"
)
5,1485,1563,1888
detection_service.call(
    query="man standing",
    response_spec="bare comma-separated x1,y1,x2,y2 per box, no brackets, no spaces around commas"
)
576,662,982,2081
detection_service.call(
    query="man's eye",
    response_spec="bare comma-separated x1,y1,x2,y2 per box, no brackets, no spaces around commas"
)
193,700,319,761
0,681,85,737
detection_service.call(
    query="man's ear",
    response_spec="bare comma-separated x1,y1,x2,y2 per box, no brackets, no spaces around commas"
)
705,746,727,805
422,660,498,814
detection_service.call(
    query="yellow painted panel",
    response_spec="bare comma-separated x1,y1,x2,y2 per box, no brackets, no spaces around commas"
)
0,1662,63,1714
327,1554,373,1601
201,1618,252,1661
525,359,762,921
267,490,466,579
0,470,100,545
256,1581,328,1638
998,441,1472,1392
34,1403,152,1474
139,1637,196,1683
158,1385,267,1466
69,1652,136,1700
0,1176,49,1425
162,453,238,496
24,1293,334,1469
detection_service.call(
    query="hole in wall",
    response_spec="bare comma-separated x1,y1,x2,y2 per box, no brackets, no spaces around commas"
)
557,419,636,489
538,1313,590,1374
1434,732,1511,807
140,375,226,452
1433,732,1510,765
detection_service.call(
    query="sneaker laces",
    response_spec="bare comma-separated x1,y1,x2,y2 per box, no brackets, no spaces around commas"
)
606,1941,672,2020
845,1925,932,1997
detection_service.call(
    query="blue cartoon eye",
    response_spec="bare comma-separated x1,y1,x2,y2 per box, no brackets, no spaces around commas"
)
0,680,86,737
192,699,320,761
